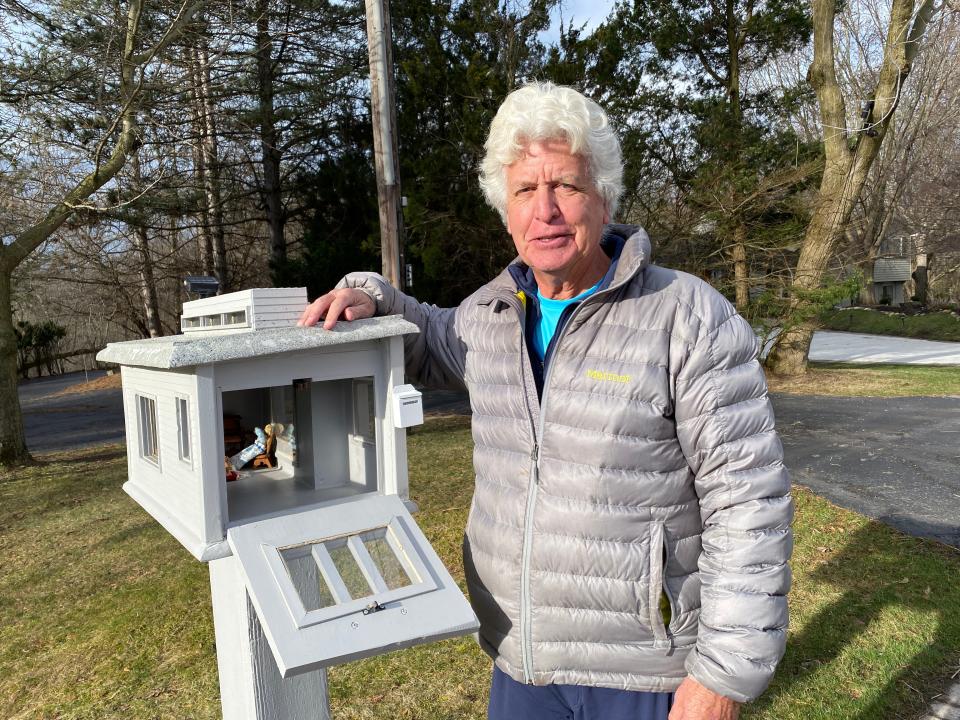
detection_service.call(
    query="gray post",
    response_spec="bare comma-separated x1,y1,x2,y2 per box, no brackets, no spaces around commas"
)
209,555,331,720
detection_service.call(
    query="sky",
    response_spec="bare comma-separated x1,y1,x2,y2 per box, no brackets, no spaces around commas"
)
541,0,617,44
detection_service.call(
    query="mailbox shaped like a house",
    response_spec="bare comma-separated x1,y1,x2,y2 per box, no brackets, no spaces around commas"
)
97,288,477,680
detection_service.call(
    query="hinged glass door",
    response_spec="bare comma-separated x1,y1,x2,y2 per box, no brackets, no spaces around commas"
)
227,494,478,677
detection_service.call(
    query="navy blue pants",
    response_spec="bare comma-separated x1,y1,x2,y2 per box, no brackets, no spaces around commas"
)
488,666,674,720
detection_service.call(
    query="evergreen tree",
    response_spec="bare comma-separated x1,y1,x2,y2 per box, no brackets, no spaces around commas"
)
557,0,818,310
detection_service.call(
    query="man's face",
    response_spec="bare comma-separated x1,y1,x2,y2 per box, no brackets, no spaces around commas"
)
504,139,609,295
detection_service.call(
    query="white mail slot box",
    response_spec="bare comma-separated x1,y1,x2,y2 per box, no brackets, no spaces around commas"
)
392,385,423,428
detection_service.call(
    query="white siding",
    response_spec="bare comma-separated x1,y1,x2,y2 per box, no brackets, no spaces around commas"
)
122,366,205,544
874,257,912,282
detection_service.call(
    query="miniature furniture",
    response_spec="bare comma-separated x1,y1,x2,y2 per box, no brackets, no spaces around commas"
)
97,287,478,720
251,426,277,469
222,414,246,455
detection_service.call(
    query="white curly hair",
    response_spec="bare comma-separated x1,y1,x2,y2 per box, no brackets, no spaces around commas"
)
478,82,624,224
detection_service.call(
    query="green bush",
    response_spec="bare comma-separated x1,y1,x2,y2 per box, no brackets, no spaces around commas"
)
820,308,960,342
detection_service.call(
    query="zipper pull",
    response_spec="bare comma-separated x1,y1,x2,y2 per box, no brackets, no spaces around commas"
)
531,442,540,484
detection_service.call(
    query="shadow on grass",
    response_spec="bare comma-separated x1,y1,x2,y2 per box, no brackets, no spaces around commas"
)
36,444,127,466
90,519,156,551
751,520,960,719
409,414,472,437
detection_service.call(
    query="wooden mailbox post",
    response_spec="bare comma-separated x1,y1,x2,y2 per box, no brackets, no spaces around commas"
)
97,288,478,720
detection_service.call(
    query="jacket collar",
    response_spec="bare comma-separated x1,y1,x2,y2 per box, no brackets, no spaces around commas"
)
478,224,652,305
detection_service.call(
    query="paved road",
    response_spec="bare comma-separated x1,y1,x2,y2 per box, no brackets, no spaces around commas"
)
19,370,125,454
809,330,960,365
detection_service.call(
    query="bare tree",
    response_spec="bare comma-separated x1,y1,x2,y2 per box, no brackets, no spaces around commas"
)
0,0,201,465
188,21,228,290
767,0,943,374
835,6,960,303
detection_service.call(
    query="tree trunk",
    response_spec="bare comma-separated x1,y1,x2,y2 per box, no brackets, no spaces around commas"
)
365,0,403,287
861,261,877,305
860,241,880,305
732,225,749,311
914,236,928,305
191,31,228,291
132,155,162,338
0,270,32,465
188,56,215,277
256,0,286,273
766,0,939,375
768,162,858,374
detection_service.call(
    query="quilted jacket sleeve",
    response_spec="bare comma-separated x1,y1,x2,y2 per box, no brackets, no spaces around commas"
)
673,301,793,703
336,272,467,390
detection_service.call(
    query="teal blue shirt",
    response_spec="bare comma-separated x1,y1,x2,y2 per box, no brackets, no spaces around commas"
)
532,279,603,360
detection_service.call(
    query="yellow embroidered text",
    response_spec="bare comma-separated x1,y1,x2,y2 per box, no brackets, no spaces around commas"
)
585,369,632,384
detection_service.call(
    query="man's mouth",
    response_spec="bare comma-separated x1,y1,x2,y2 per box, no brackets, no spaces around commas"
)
531,233,573,245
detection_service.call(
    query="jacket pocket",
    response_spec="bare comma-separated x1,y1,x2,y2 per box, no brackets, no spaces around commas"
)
647,520,674,650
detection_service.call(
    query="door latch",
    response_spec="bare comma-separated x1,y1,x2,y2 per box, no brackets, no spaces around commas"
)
362,601,387,615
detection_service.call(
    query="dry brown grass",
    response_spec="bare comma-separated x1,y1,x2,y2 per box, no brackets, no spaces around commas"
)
44,372,122,398
765,363,960,397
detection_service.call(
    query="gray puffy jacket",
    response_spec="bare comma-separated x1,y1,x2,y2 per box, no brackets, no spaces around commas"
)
338,225,792,702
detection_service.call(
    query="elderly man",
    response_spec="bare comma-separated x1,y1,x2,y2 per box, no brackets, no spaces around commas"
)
299,82,792,720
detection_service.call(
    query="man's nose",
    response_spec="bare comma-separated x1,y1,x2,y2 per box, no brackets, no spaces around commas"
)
533,185,560,222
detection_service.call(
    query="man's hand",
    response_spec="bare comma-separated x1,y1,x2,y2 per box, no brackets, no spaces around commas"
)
297,288,376,330
669,678,740,720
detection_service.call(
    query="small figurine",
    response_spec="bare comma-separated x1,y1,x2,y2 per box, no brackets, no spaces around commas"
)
230,423,281,470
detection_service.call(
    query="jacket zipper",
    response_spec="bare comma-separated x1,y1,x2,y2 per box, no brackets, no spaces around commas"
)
510,295,540,684
500,264,643,684
511,290,605,684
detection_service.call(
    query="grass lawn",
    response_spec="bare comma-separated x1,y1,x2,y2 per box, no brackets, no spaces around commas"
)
766,362,960,397
2,417,959,719
821,308,960,342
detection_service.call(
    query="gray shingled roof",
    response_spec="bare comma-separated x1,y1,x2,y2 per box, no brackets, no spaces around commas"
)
96,315,419,369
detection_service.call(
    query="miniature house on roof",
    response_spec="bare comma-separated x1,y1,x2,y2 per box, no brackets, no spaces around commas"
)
98,288,477,718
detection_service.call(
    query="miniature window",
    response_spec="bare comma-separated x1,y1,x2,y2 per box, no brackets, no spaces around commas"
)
175,396,190,462
136,395,159,464
228,494,478,676
271,517,432,628
224,310,247,326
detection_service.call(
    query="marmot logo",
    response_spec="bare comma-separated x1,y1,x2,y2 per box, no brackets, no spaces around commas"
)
585,369,632,384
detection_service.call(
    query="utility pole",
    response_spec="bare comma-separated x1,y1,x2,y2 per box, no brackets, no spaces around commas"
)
365,0,403,288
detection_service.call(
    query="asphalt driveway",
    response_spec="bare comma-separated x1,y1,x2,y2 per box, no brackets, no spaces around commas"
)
771,394,960,548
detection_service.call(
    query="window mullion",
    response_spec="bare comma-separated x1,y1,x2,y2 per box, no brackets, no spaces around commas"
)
311,544,353,605
347,535,389,594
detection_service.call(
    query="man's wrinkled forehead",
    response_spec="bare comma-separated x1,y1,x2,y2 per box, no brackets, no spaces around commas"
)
506,142,591,186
